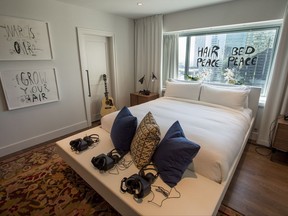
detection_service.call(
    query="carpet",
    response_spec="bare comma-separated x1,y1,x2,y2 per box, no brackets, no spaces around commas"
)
0,143,244,216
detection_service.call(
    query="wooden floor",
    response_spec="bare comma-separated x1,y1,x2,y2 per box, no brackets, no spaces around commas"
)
223,143,288,216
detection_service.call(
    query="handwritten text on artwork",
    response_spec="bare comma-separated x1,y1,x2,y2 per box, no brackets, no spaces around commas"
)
0,68,59,110
15,71,50,103
1,24,39,56
0,16,52,60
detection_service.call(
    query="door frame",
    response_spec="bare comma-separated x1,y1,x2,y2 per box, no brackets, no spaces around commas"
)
77,27,118,126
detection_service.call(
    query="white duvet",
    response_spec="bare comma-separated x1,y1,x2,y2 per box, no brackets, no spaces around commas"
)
101,97,252,183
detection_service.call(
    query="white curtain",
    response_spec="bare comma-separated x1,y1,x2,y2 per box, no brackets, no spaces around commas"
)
257,3,288,146
162,34,179,87
135,15,163,94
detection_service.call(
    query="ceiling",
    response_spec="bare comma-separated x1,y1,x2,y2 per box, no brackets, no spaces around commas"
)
56,0,234,19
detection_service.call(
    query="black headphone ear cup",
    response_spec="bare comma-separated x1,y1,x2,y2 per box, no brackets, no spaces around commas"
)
125,177,139,195
133,179,142,198
75,142,80,150
77,140,84,150
144,172,156,184
98,157,106,168
139,165,158,185
92,156,106,169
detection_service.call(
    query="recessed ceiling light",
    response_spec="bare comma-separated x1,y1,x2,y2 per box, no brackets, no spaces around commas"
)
137,2,143,6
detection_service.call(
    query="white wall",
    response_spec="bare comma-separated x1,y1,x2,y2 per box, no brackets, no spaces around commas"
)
164,0,287,32
163,0,288,139
0,0,134,157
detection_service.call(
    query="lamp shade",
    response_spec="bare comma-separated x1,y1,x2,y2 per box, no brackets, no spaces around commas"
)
152,73,157,81
138,75,145,84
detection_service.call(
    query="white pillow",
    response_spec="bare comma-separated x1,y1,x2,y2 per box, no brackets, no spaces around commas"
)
168,78,200,83
164,81,201,101
199,84,250,110
206,84,251,108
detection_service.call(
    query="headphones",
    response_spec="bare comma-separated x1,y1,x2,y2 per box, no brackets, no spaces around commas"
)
138,164,159,185
120,164,158,199
70,134,99,153
91,148,126,171
107,149,124,164
121,174,151,199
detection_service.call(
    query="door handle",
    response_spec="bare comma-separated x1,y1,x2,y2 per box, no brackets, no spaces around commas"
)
86,70,91,97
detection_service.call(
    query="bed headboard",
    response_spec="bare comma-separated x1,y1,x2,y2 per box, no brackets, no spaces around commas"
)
247,86,261,119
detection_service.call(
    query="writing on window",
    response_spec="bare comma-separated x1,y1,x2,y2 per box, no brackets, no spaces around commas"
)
177,27,279,96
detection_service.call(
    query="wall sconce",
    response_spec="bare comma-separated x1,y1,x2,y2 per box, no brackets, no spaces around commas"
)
138,73,157,95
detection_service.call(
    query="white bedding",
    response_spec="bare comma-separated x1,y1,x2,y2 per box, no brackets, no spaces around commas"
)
101,97,252,183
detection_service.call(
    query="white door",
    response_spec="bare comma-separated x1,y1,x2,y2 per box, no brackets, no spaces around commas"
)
77,28,117,126
84,35,111,122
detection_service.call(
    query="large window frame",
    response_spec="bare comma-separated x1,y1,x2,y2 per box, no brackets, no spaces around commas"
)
171,21,281,100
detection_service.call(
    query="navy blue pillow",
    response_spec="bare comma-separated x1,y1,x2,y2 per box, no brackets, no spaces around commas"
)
110,106,137,153
152,121,200,187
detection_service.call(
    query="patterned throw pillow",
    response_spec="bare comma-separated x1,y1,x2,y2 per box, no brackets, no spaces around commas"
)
130,112,161,169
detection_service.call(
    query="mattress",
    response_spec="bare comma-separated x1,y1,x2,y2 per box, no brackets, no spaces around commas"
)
101,97,252,183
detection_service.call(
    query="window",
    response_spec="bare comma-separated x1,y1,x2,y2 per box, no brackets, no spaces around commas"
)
177,26,279,96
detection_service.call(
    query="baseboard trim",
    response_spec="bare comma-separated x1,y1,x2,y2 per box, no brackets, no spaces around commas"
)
250,131,258,141
255,137,270,147
249,131,270,147
0,121,88,158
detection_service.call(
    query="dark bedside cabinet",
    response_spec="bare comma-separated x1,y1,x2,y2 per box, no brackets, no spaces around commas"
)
130,92,159,106
273,117,288,152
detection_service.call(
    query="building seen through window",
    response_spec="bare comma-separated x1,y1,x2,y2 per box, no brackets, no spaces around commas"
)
178,27,279,96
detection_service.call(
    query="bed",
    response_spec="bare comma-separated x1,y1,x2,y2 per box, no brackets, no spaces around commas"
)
56,82,261,216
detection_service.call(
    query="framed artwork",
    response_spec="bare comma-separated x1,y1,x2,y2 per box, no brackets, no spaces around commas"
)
0,16,53,60
0,68,60,110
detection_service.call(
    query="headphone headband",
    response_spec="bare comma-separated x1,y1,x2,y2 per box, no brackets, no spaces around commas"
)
139,163,159,177
107,148,127,163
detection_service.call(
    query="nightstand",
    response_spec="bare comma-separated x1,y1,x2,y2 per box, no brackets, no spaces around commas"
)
130,92,159,106
272,117,288,152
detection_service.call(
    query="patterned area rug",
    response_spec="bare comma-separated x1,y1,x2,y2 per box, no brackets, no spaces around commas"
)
0,143,243,216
